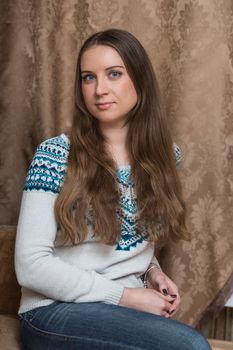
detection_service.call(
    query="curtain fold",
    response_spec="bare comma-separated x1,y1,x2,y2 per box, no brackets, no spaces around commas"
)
0,0,232,325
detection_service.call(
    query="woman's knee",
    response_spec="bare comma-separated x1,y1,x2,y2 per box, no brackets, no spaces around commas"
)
164,318,211,350
179,325,211,350
190,330,211,350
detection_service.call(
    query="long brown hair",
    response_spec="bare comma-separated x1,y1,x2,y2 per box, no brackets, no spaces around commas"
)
55,28,189,246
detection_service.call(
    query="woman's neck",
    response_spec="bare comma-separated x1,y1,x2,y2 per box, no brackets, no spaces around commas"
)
100,122,130,167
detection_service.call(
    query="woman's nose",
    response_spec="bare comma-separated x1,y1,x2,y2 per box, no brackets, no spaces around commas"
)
95,77,109,95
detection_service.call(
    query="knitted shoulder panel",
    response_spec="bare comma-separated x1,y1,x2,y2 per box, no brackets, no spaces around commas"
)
24,134,70,194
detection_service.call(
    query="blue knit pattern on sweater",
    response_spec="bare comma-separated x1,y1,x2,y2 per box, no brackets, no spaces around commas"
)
24,135,69,193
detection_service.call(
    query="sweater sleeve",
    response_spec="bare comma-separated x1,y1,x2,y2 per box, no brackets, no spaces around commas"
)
15,135,124,305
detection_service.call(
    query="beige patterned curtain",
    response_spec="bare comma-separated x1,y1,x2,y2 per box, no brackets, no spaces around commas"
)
0,0,232,326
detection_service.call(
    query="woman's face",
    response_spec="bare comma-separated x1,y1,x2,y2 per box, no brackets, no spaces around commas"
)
80,45,138,128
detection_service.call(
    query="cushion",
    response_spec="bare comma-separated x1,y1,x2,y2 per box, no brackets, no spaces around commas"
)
0,314,22,349
0,226,21,314
208,339,233,350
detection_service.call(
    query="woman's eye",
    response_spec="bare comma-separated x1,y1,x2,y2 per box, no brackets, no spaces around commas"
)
82,74,95,82
109,71,122,79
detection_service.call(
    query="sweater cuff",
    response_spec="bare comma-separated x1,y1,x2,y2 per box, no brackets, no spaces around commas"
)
104,283,124,305
94,274,124,305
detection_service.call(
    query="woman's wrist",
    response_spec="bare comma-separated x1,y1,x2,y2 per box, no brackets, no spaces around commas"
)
119,287,130,307
143,264,160,288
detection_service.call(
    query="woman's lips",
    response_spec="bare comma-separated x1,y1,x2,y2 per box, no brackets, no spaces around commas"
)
95,102,114,110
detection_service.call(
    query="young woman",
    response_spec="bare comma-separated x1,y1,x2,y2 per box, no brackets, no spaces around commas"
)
15,29,211,349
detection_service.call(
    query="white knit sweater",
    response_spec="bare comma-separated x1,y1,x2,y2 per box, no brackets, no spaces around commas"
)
15,134,181,314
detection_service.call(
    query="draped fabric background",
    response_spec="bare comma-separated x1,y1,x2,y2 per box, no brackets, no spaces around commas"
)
0,0,232,326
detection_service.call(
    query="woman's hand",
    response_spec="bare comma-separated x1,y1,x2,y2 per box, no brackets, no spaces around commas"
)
119,287,175,318
146,267,180,315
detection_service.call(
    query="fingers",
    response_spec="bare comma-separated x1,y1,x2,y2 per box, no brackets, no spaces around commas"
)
160,285,179,307
120,287,179,318
161,277,180,313
149,269,179,298
152,271,170,295
165,292,181,317
158,302,173,318
165,279,179,297
153,291,175,316
157,287,181,316
168,293,181,314
160,285,170,296
160,301,177,318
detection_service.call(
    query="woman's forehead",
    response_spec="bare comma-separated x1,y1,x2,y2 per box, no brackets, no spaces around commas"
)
80,45,125,71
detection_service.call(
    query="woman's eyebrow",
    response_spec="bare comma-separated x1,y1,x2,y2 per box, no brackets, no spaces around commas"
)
81,70,93,74
81,65,125,74
105,65,125,70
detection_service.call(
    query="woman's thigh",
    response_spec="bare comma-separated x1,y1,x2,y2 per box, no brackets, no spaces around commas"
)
20,301,211,350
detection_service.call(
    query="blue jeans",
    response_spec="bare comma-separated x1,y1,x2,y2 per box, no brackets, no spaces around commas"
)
20,302,211,350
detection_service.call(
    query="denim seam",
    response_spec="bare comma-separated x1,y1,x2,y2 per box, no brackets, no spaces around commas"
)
23,318,144,350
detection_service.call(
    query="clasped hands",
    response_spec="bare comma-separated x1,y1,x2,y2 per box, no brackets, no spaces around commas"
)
119,267,180,318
